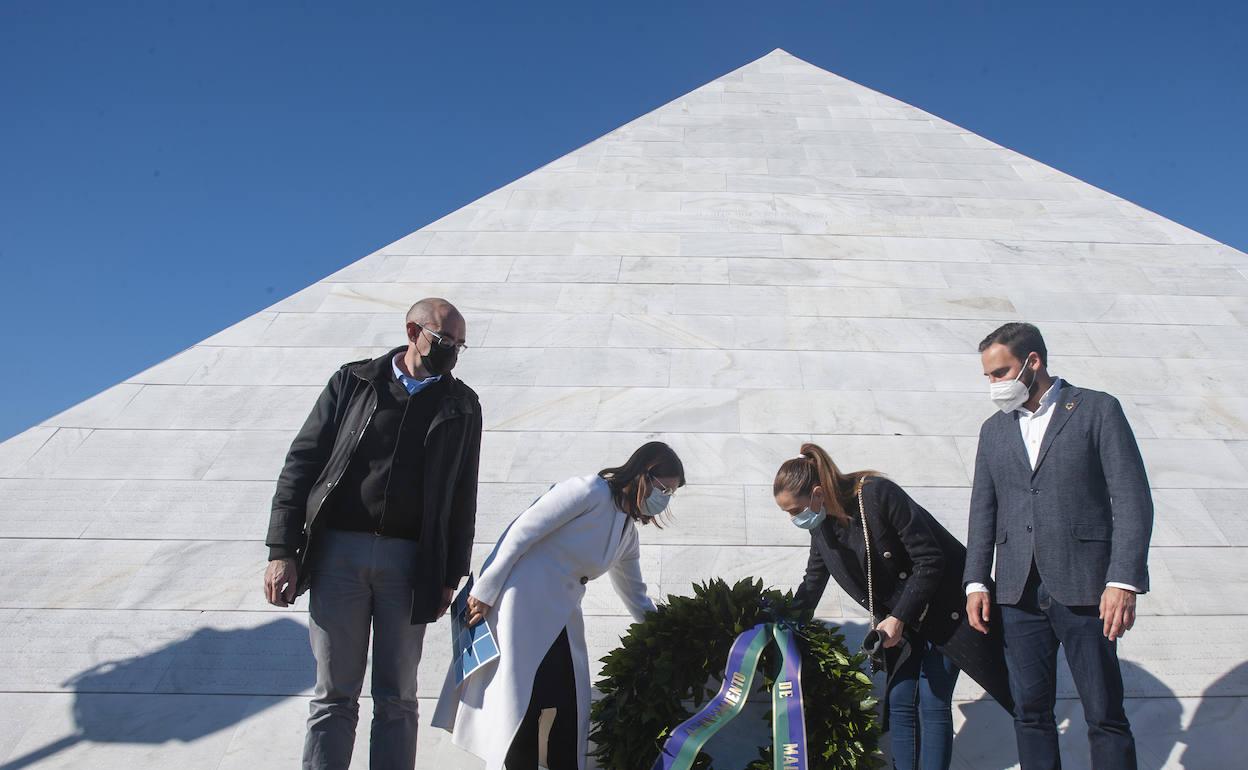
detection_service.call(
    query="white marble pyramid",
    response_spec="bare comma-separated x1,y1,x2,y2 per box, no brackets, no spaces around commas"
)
1,49,1245,769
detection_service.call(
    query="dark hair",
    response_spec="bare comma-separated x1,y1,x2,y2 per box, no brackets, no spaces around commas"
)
773,443,879,524
599,441,686,525
979,322,1047,366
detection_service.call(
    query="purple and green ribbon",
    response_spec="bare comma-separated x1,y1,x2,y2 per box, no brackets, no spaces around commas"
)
650,623,808,770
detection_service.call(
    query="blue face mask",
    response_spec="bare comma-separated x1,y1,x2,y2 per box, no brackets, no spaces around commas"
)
791,507,827,530
642,476,673,517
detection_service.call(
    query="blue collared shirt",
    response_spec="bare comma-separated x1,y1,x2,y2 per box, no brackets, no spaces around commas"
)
392,353,442,395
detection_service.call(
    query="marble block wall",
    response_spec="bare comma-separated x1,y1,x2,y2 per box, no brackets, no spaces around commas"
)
2,49,1245,769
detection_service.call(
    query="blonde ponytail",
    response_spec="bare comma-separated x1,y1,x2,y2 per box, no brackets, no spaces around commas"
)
774,442,880,523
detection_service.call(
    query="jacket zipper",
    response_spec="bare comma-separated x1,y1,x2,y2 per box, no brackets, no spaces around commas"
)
306,379,377,555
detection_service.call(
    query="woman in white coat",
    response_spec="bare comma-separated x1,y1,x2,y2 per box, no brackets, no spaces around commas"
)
433,441,684,770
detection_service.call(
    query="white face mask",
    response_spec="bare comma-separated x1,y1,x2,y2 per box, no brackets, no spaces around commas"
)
989,355,1037,414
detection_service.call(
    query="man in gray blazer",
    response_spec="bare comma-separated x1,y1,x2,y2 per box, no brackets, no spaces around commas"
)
964,322,1153,770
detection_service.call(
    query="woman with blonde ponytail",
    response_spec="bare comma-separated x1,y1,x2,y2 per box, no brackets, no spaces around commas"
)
773,443,1012,770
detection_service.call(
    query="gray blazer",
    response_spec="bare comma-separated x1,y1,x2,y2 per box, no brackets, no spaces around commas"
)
964,381,1154,607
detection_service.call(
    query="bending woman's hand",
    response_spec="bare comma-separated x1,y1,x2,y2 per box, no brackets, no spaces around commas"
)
875,615,906,648
466,596,491,627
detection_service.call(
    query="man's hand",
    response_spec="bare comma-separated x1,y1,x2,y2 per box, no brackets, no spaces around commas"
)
1100,586,1137,642
437,587,455,619
466,596,491,626
264,558,298,607
967,591,992,635
875,615,906,648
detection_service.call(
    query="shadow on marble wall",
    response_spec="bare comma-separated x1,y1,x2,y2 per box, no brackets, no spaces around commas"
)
950,660,1183,770
0,618,314,770
1177,661,1248,770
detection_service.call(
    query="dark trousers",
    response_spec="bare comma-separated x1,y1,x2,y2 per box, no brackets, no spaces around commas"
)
506,628,578,770
1000,568,1136,770
887,639,959,770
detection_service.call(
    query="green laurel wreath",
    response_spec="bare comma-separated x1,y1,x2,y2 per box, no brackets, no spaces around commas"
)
590,578,883,770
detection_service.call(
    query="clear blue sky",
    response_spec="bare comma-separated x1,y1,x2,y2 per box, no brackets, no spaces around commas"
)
1,1,1245,441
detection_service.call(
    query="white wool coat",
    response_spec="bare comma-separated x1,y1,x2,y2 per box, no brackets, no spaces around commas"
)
432,475,656,770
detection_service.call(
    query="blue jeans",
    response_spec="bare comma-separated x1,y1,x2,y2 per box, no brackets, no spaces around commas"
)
887,639,959,770
1000,569,1136,770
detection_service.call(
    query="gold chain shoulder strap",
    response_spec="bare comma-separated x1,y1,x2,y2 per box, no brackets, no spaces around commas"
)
857,478,876,631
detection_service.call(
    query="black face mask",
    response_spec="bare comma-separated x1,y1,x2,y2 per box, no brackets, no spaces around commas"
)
421,342,458,376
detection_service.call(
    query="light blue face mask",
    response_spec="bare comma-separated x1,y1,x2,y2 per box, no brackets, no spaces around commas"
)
642,476,673,517
791,506,827,530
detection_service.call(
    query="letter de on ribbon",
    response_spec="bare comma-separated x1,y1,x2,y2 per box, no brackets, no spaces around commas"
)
651,623,808,770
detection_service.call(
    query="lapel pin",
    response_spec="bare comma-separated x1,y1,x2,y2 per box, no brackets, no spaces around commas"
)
1064,401,1076,411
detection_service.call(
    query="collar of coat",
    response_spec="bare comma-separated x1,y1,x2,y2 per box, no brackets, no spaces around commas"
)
348,346,479,417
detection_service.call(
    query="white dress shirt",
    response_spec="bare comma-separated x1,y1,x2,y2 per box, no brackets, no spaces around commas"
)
1019,376,1063,469
967,377,1140,596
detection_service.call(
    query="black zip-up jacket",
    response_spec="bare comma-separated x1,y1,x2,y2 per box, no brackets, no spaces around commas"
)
319,372,447,539
266,347,483,623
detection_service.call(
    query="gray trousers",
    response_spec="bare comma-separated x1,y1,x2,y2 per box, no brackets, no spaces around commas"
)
303,530,427,770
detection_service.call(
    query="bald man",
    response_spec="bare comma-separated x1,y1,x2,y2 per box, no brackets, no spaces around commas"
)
264,298,483,770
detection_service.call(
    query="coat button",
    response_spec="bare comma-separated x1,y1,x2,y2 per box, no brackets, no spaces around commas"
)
883,551,892,559
951,611,960,620
899,572,908,580
579,576,589,585
1026,525,1033,532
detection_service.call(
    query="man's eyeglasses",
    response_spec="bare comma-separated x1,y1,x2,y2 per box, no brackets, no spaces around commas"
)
416,324,468,353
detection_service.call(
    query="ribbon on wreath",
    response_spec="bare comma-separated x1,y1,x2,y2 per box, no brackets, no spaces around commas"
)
650,622,808,770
